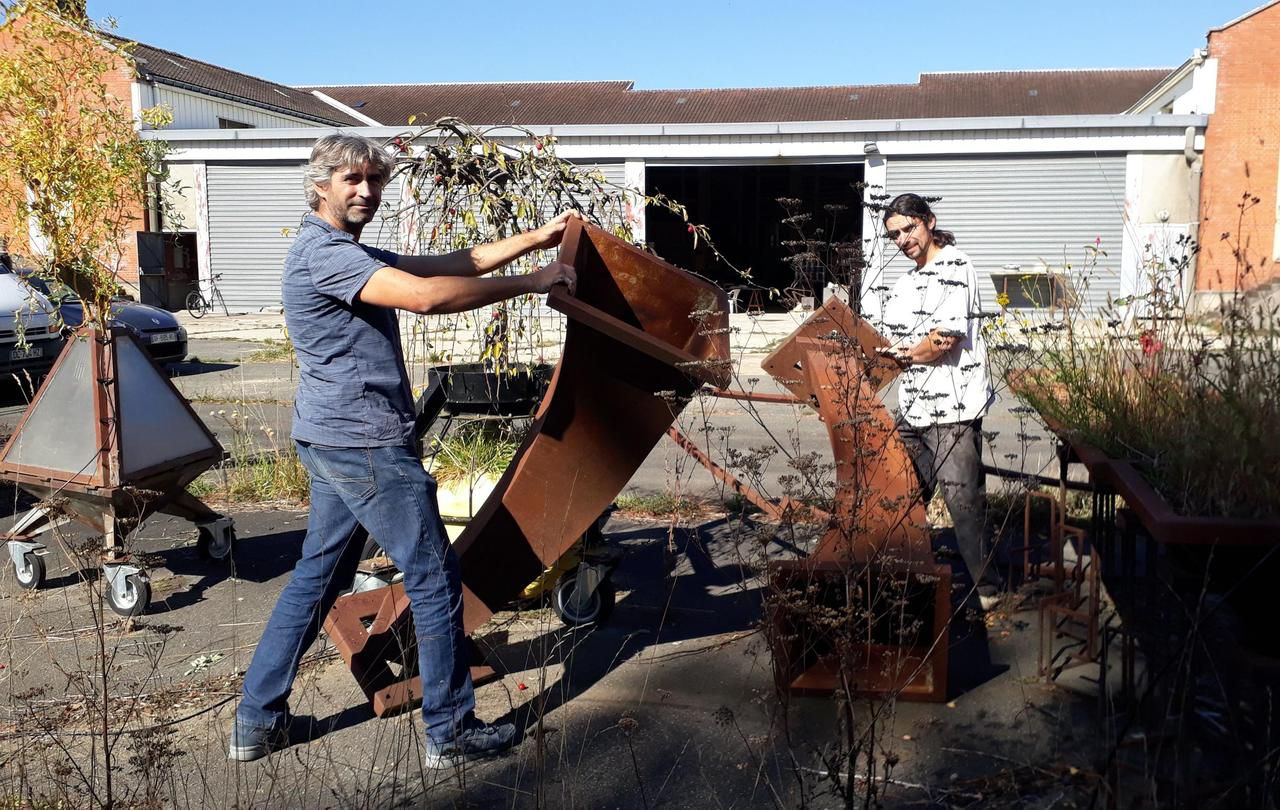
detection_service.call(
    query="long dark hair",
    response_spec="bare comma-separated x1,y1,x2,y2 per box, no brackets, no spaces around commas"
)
882,193,956,247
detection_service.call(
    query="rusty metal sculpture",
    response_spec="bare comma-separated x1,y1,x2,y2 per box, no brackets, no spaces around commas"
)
0,327,233,616
759,299,950,700
669,299,950,700
324,221,731,715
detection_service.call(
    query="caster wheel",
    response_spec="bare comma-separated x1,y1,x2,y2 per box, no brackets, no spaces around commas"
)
14,551,45,590
197,525,236,560
107,573,150,618
551,567,615,627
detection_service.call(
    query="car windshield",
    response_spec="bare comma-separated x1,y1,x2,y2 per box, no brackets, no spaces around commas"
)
25,276,79,303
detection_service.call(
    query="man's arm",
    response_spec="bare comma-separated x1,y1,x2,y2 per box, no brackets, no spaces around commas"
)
395,211,580,278
357,260,576,315
903,329,961,364
884,263,973,366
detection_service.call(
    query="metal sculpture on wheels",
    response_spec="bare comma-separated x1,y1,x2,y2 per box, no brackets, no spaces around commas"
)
0,327,235,616
324,220,731,716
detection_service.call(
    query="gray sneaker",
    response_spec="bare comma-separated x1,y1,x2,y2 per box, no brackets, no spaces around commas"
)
228,716,291,762
423,721,517,769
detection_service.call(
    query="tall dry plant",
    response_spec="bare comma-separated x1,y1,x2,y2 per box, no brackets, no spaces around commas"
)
377,118,737,378
991,193,1280,519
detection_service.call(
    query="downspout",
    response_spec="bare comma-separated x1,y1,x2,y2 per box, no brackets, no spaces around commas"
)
1184,125,1202,311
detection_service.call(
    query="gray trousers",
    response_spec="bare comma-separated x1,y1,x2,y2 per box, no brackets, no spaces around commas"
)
898,418,1004,593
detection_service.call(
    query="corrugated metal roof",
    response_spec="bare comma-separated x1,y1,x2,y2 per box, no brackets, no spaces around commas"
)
110,36,362,126
302,69,1173,127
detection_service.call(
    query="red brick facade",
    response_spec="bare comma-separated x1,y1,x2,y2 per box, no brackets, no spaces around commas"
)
0,11,145,286
1197,2,1280,292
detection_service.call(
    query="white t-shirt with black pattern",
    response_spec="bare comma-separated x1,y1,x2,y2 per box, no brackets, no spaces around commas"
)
861,244,994,428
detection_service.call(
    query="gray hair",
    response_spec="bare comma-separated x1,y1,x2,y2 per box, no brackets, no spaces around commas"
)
303,133,397,210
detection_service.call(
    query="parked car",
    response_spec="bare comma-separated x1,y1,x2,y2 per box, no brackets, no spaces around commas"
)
0,267,66,382
25,277,189,366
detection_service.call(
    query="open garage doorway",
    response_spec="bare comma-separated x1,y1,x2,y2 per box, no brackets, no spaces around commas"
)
645,163,864,311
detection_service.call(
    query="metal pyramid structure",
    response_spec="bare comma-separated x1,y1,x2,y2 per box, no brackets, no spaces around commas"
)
0,326,233,616
0,327,220,493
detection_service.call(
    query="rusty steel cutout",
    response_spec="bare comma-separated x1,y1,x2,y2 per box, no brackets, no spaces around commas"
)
324,221,730,715
758,299,951,701
323,583,497,717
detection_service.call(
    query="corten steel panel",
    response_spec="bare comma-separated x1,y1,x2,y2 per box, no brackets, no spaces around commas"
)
759,299,949,700
454,220,730,630
768,559,951,701
761,297,898,404
325,221,730,714
322,583,496,717
761,299,931,564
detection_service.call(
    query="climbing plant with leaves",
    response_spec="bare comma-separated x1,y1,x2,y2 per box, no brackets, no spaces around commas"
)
381,117,738,376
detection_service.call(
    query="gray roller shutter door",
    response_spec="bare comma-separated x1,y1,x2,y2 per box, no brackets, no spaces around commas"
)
883,156,1127,314
207,163,307,311
207,166,404,310
582,161,625,187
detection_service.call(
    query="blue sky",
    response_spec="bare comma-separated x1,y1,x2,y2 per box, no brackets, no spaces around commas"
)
86,0,1260,89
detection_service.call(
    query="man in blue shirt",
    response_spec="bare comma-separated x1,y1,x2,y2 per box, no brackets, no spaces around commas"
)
229,133,578,769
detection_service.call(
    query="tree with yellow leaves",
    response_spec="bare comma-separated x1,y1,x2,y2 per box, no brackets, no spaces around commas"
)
0,0,170,326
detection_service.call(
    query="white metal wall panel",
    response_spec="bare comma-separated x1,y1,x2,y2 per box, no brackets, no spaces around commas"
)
154,86,324,130
206,163,307,310
881,155,1128,313
579,161,626,189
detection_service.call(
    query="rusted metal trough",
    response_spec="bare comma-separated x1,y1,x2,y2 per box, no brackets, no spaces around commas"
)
324,221,731,715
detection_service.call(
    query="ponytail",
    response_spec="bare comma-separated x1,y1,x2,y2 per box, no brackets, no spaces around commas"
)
882,193,955,247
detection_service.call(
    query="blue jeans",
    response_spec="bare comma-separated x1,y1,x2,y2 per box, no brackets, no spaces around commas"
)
236,442,475,745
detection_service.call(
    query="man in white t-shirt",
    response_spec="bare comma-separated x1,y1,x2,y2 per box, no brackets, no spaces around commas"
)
862,193,1003,608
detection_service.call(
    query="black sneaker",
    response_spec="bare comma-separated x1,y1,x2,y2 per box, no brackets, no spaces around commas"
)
423,721,517,769
228,715,291,762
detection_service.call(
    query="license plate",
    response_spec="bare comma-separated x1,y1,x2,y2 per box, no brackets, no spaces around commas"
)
150,332,178,344
9,346,42,361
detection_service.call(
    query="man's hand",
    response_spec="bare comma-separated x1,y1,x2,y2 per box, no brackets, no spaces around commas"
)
527,210,583,251
530,261,577,295
927,330,960,355
876,346,913,368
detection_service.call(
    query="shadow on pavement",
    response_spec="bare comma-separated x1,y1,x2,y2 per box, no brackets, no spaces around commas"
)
168,359,239,377
154,526,307,611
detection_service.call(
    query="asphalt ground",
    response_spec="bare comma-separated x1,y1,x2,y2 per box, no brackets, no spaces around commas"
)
0,506,1097,809
0,321,1101,808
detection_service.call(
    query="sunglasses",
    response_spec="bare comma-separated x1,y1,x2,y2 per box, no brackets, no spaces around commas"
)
882,221,920,242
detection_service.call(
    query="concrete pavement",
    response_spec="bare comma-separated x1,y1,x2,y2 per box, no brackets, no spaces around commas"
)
0,309,1096,808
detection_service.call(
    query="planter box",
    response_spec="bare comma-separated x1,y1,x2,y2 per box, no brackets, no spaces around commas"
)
430,362,552,416
1066,439,1279,546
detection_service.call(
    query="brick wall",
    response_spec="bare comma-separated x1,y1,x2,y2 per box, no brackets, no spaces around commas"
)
1197,3,1280,292
0,11,145,286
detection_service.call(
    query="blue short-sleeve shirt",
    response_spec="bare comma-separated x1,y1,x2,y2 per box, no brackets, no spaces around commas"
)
283,214,415,447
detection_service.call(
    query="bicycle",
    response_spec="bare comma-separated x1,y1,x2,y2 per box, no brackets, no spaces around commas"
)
185,273,230,318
